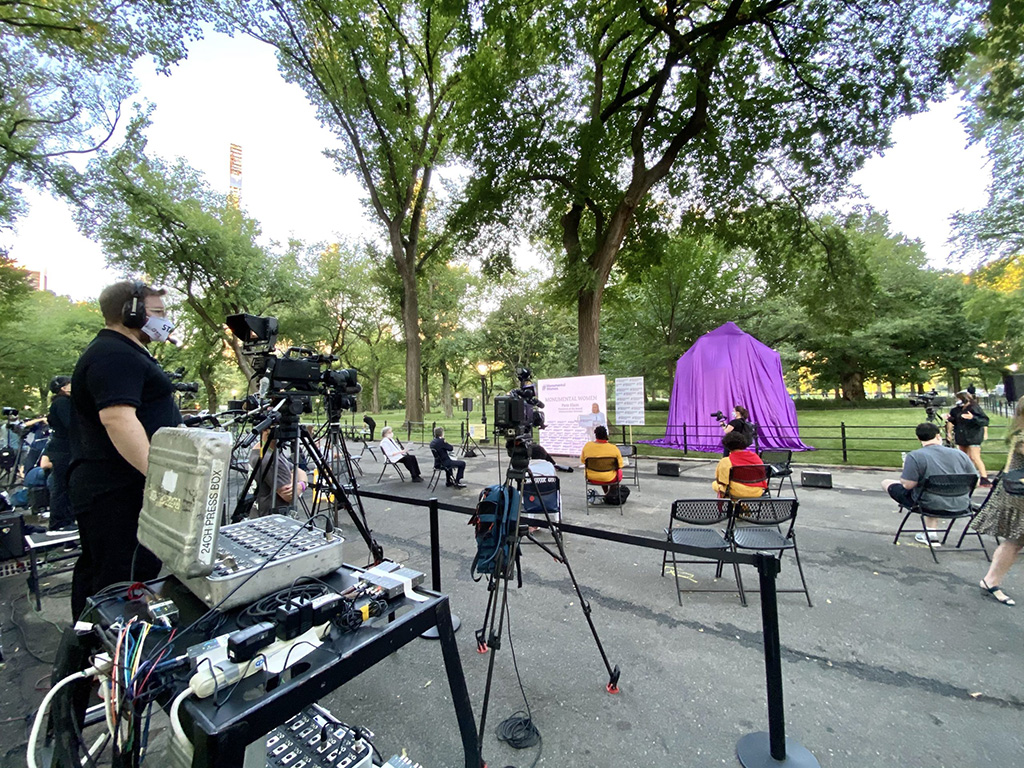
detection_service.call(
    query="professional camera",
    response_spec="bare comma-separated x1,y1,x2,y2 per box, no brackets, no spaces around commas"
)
173,382,200,393
2,407,19,418
710,410,726,422
226,314,361,409
908,389,947,422
494,367,546,436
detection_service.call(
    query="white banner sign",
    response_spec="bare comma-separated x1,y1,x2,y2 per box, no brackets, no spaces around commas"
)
537,375,607,457
614,377,646,425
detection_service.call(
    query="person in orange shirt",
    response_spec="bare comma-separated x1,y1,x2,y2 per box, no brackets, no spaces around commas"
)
580,425,624,497
712,432,767,499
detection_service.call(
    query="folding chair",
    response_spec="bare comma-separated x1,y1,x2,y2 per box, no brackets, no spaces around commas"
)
377,454,407,483
892,473,987,563
616,444,640,489
523,475,561,524
726,464,770,499
428,447,451,492
584,456,623,515
759,449,795,497
661,499,745,606
728,497,812,607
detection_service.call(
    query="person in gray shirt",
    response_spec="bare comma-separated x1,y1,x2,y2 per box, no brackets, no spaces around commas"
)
882,422,978,546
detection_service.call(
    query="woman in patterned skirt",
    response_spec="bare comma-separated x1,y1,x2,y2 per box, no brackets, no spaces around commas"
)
973,399,1024,606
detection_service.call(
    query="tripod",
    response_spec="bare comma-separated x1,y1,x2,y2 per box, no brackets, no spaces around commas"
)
459,403,485,458
230,395,384,563
473,436,620,764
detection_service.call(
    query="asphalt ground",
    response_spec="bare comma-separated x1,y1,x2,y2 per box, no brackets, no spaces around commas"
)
3,446,1022,767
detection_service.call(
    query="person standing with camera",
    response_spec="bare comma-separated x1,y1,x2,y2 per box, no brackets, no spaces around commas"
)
947,390,991,485
68,281,180,620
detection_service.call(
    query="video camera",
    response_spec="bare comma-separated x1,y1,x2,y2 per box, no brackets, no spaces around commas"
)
493,367,546,437
226,314,361,412
907,390,943,408
710,410,726,422
163,366,200,394
2,407,18,419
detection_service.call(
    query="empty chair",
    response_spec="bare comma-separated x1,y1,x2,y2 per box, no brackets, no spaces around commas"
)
662,499,745,606
759,449,795,497
616,444,640,489
584,456,624,515
728,497,812,607
892,473,987,563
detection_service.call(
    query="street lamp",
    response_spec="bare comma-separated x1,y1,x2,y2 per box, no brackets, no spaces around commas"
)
476,362,490,431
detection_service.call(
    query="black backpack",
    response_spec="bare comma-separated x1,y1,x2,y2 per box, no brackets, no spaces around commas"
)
604,485,631,505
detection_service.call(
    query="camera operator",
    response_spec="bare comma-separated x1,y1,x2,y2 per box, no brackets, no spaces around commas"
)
947,390,991,486
722,405,754,439
68,281,181,620
40,376,75,531
254,429,308,515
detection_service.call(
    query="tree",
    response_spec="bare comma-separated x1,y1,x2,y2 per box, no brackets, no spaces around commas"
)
0,1,204,227
75,120,303,404
215,0,477,426
463,0,975,374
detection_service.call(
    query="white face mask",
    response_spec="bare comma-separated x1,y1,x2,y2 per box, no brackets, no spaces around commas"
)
141,315,175,343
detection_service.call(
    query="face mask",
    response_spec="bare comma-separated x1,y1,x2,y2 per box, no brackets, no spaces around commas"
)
141,315,175,343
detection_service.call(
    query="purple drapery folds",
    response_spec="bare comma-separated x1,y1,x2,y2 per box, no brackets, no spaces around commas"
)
644,322,814,453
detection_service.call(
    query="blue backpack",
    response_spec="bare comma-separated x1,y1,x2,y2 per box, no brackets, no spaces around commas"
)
470,484,521,578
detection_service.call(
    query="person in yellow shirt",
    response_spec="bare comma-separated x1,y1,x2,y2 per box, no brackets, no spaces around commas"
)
712,432,767,499
581,426,624,497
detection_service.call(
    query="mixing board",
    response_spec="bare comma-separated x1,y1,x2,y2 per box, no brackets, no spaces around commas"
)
187,515,345,610
261,703,373,768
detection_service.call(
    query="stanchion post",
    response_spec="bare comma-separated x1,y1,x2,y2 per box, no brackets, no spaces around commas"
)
422,496,461,638
736,553,819,768
841,421,848,462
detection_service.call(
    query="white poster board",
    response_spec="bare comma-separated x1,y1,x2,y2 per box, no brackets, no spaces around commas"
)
537,375,607,457
614,377,646,425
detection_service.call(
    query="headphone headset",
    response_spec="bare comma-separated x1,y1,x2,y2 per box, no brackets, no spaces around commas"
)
122,280,147,329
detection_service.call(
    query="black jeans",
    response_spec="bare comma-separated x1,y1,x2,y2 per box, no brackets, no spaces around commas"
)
71,484,162,620
886,483,917,508
398,455,421,478
47,457,74,530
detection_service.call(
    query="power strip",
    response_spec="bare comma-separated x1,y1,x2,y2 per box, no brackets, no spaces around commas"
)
383,756,424,767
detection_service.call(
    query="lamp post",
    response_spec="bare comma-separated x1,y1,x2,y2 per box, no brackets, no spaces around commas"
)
476,362,490,433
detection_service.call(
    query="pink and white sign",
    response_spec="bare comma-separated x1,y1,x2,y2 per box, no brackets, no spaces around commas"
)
537,375,607,457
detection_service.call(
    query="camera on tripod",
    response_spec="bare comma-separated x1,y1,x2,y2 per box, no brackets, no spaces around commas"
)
908,390,942,408
2,407,19,419
163,366,200,394
493,368,546,437
226,314,361,410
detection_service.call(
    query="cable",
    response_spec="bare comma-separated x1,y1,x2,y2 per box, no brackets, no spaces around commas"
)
168,688,192,756
495,598,542,768
27,664,104,768
8,595,55,665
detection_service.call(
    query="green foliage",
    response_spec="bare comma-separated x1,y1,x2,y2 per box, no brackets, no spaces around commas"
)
0,1,206,227
0,252,33,326
0,290,100,412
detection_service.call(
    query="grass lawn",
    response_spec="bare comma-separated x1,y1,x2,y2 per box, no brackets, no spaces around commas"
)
356,405,1012,469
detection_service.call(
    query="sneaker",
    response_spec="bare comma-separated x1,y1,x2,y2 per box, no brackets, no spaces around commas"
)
454,481,467,489
914,532,942,547
411,476,423,483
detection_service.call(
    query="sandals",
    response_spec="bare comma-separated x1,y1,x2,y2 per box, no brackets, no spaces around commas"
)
980,579,1016,606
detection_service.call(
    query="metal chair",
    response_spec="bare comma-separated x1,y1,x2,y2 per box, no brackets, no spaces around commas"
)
662,499,745,606
523,475,561,524
377,453,407,483
728,497,812,607
427,447,450,491
892,473,987,563
759,449,795,497
725,464,770,499
584,456,623,515
615,444,640,489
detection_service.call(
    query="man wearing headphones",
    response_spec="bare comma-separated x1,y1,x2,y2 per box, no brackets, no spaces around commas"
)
68,281,181,619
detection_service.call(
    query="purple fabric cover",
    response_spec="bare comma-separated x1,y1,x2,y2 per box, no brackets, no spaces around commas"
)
649,322,813,453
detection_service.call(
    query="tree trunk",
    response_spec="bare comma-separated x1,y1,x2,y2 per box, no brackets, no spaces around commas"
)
398,266,423,424
950,369,962,392
371,375,381,413
578,287,603,375
421,365,430,415
441,364,453,418
890,381,897,398
840,371,865,401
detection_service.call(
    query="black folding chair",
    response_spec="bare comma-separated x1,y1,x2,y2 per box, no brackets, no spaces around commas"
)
377,453,407,483
427,447,449,491
584,456,624,515
615,444,640,489
661,499,745,606
759,449,796,497
726,464,770,499
892,473,987,563
728,497,812,607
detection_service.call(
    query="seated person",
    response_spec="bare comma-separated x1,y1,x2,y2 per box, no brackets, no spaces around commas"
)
429,426,466,487
380,426,423,482
881,422,977,546
580,426,624,496
255,434,308,516
712,432,767,499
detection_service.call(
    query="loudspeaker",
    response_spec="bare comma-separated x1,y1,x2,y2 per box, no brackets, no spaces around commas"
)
0,512,25,561
657,462,680,477
801,471,833,489
1004,374,1024,402
462,397,474,413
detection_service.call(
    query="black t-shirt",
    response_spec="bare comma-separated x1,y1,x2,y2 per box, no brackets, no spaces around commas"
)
69,329,181,497
727,418,754,440
45,394,72,460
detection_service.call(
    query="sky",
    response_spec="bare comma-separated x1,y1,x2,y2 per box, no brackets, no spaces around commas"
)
2,31,992,301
